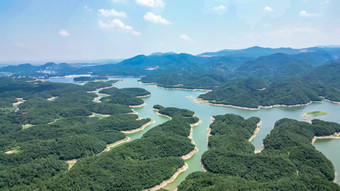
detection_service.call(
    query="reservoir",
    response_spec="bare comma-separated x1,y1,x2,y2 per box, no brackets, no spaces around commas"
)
50,76,340,189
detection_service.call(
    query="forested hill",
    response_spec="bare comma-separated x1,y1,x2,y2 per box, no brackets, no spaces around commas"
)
1,46,339,80
198,62,340,108
178,114,340,190
40,106,198,190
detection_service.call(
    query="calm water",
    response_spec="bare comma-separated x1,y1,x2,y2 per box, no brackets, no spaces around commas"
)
50,77,340,189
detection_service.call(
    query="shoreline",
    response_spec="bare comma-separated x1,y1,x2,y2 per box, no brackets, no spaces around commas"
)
143,163,189,191
254,142,265,154
248,121,262,142
121,120,155,134
135,94,151,98
194,97,319,111
190,120,202,128
156,112,172,120
323,98,340,105
100,137,131,154
182,147,199,160
200,161,207,172
312,133,340,145
334,172,338,184
138,81,212,92
130,103,147,108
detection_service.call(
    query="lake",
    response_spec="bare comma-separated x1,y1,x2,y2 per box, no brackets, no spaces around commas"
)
50,76,340,189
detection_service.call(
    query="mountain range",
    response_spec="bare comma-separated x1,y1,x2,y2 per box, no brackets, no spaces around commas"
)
1,46,340,108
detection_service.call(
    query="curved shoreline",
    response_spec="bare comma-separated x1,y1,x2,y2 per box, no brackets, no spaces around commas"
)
182,147,198,160
312,133,340,145
138,81,212,92
248,121,262,142
190,120,202,128
156,112,172,120
194,97,319,111
121,120,155,134
143,163,189,191
100,137,131,154
135,94,151,98
130,103,147,108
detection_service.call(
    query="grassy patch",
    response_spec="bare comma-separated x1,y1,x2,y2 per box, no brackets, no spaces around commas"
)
306,111,329,116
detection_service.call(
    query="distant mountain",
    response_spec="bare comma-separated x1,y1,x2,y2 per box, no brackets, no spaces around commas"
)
199,46,299,58
236,53,312,79
0,62,77,76
1,46,339,88
199,46,340,60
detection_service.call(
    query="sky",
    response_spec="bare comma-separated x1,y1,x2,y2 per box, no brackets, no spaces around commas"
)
0,0,340,63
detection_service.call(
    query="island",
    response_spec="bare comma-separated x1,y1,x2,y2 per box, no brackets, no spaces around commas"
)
302,111,329,119
178,114,340,190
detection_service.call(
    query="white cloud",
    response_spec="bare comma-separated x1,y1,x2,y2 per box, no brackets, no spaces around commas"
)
143,12,170,25
213,5,227,11
179,34,190,41
136,0,165,7
98,9,127,17
59,29,70,37
98,19,141,35
84,5,93,12
299,10,320,17
264,6,273,12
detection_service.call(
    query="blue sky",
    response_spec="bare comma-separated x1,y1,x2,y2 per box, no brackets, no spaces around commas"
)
0,0,339,63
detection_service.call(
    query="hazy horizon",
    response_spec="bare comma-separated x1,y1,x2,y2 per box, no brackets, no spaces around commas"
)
1,44,340,66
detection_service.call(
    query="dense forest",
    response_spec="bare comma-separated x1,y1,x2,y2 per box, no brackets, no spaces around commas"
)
178,114,340,190
35,106,197,190
99,87,151,106
0,77,153,190
199,62,340,108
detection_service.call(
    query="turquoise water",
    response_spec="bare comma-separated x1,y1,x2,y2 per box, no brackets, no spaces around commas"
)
49,77,340,189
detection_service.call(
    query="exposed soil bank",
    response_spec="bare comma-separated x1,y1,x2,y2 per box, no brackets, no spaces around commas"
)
121,120,155,134
143,163,189,191
195,98,318,111
249,121,262,142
